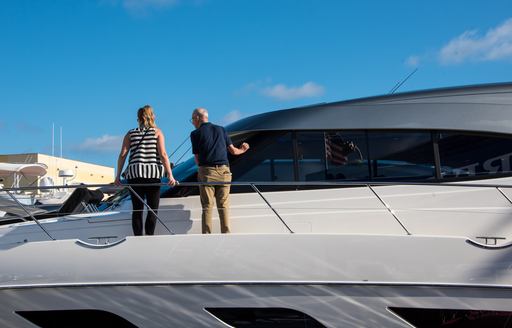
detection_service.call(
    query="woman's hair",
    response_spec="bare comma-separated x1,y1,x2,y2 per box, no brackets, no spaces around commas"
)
137,105,156,129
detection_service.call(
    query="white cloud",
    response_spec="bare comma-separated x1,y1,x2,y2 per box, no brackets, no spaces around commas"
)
439,18,512,64
100,0,186,15
77,135,123,152
405,55,420,68
123,0,178,14
262,82,325,101
222,110,243,125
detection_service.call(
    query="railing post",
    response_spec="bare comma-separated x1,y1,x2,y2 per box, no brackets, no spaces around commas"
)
126,185,175,235
5,190,55,241
496,187,512,205
367,184,411,236
250,184,294,234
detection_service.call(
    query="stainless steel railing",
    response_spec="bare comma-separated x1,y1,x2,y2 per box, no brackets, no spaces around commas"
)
2,180,512,242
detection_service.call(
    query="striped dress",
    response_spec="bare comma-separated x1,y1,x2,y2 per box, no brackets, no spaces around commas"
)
125,127,165,179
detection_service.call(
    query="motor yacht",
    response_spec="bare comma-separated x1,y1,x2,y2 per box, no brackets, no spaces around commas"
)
2,82,512,327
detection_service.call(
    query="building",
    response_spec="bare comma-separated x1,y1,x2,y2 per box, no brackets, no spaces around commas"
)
0,153,114,189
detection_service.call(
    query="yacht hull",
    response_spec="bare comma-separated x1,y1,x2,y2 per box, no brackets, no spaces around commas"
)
1,283,512,327
1,234,512,327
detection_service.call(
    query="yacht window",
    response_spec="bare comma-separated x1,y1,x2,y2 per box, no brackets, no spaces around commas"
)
367,131,435,180
205,307,326,327
438,132,512,178
230,132,295,182
297,131,369,181
161,157,200,198
16,309,138,328
389,307,512,327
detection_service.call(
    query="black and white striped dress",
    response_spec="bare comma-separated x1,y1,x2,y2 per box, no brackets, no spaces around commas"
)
125,127,165,179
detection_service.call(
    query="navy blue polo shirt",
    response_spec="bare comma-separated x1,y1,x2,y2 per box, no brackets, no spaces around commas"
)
190,122,233,166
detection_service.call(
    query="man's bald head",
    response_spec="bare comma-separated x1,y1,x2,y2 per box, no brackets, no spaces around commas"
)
192,108,209,128
193,108,208,121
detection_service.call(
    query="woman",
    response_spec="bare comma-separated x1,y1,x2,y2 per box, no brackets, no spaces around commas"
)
115,105,176,236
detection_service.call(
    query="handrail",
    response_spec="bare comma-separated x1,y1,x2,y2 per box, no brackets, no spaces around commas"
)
367,184,411,235
4,190,55,241
496,187,512,206
5,180,512,192
4,180,512,243
126,185,174,235
466,238,512,250
249,184,294,233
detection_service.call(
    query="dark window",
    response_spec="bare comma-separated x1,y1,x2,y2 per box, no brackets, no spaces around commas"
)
389,307,512,328
205,307,325,327
438,132,512,178
368,131,435,180
297,131,369,181
16,309,138,328
230,131,295,182
161,157,200,198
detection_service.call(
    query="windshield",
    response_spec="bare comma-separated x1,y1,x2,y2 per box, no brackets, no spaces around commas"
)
102,156,198,206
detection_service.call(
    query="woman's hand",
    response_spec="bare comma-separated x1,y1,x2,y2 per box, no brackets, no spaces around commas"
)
168,176,178,186
114,177,123,186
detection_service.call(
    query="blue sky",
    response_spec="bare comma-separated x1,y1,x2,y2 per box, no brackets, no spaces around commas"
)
1,0,512,168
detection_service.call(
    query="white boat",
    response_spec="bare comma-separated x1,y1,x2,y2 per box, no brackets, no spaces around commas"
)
0,163,48,206
2,82,512,327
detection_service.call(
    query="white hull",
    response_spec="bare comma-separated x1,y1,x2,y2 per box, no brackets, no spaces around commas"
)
1,234,512,327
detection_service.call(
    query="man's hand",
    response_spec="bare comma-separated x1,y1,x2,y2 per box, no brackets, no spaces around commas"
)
241,142,250,152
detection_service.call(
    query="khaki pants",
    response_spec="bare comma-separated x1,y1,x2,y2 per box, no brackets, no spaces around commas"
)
198,166,232,234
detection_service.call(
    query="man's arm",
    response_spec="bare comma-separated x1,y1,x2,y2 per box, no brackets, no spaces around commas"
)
189,131,200,165
228,142,250,156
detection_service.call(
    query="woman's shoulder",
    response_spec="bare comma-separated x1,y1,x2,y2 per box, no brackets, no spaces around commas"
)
153,127,163,136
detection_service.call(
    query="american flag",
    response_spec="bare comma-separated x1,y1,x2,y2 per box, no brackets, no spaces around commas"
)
324,134,349,165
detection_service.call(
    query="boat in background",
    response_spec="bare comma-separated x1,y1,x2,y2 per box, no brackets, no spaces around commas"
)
0,163,48,206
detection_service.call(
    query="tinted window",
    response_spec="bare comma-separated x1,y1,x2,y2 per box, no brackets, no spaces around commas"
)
297,131,369,181
205,307,325,327
17,310,138,328
438,132,512,178
368,131,435,180
389,307,512,328
230,132,295,182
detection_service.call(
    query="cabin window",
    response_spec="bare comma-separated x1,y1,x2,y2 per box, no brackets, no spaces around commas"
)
389,307,512,327
296,131,369,181
230,132,295,182
438,132,512,178
205,307,326,327
16,309,138,328
367,131,435,180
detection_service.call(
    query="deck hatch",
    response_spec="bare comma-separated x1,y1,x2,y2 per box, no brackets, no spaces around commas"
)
16,309,138,328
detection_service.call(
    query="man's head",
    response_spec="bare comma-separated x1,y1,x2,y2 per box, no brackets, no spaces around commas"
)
191,108,209,128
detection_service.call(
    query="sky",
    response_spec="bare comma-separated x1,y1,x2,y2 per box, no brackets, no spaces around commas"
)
1,0,512,169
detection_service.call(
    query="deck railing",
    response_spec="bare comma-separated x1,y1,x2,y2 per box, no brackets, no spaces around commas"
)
2,181,512,243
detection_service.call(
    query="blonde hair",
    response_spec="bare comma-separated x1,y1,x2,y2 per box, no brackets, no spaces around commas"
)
137,105,156,129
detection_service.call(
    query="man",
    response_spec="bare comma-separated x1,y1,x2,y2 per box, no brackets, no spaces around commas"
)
190,108,249,234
